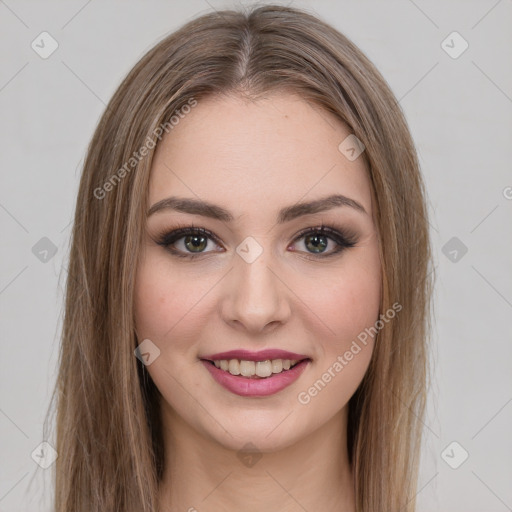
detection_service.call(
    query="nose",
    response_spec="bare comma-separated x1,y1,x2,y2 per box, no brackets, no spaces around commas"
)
221,247,292,334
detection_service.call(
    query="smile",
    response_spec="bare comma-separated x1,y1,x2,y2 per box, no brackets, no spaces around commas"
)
207,358,302,378
201,358,311,397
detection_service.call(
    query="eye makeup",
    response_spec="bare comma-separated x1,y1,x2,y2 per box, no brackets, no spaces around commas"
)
152,221,359,260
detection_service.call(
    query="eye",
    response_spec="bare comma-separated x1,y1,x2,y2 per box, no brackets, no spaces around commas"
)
155,225,222,259
154,223,357,259
290,225,357,258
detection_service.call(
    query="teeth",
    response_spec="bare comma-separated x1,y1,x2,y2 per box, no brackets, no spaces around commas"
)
228,359,240,375
240,360,255,377
256,360,272,377
272,359,283,373
211,358,300,377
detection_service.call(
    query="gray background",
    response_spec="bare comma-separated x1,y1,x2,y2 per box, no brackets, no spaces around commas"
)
1,1,511,510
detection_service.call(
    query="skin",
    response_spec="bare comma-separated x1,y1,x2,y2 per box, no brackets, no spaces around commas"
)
134,92,382,512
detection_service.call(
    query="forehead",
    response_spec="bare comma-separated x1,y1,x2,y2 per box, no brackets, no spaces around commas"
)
148,92,373,219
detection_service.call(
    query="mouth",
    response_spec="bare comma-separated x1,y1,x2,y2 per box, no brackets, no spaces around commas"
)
199,349,311,396
201,357,310,379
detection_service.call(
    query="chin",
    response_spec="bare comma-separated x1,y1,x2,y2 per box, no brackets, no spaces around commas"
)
197,405,318,454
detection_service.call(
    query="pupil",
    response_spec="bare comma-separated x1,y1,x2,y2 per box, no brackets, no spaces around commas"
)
306,234,327,253
185,235,207,252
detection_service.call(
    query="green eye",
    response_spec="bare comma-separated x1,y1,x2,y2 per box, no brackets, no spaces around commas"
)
182,233,209,253
303,232,329,253
156,226,220,258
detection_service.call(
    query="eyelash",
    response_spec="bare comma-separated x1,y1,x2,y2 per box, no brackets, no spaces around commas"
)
154,222,358,260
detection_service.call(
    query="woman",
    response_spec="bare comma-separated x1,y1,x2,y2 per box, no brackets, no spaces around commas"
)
47,5,433,511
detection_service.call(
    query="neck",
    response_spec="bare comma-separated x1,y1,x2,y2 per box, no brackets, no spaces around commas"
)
157,405,356,512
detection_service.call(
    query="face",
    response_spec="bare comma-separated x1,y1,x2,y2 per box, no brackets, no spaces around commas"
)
134,92,382,452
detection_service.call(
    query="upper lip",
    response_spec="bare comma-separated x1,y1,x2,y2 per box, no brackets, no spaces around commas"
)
200,349,310,362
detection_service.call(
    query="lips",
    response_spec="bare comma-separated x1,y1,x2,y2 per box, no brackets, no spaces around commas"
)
199,349,311,397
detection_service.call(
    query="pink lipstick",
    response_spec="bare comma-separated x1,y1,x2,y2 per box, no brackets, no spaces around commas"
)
200,349,311,397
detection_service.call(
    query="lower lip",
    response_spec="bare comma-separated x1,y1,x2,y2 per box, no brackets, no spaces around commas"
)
201,359,310,397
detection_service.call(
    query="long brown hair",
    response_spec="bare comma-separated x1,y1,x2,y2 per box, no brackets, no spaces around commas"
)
45,5,433,511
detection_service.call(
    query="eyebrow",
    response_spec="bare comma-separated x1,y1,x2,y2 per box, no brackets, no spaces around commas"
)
146,193,367,223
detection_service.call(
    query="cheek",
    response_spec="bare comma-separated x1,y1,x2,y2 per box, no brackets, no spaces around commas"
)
133,253,222,354
329,272,380,341
134,256,195,342
134,262,170,339
307,253,382,354
295,257,381,412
